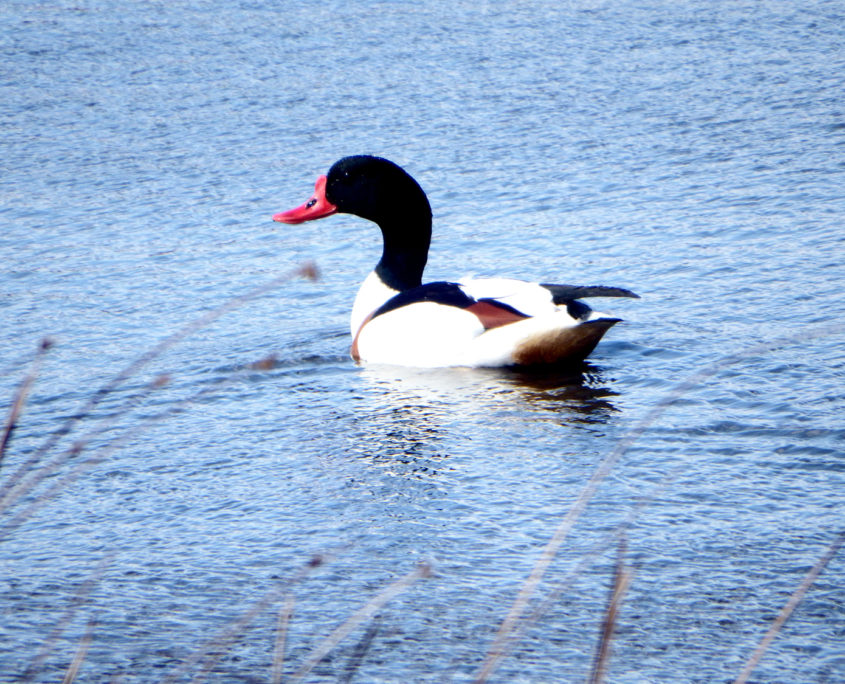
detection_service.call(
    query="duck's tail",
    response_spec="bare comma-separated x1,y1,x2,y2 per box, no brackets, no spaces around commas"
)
510,318,621,366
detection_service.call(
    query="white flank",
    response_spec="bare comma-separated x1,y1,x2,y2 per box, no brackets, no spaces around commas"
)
356,302,484,367
350,270,399,336
465,311,583,366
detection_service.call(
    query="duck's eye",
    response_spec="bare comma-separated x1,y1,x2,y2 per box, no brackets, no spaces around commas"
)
306,198,317,208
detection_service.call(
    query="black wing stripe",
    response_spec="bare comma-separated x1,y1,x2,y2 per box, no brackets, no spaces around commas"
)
372,281,474,319
371,281,639,322
540,284,640,303
370,282,531,329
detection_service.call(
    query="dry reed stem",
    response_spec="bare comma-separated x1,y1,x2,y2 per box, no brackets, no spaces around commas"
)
0,351,278,529
474,321,845,684
588,537,632,684
339,616,382,684
0,349,283,542
733,529,844,684
0,265,316,677
5,284,841,681
0,361,238,541
162,553,329,684
488,466,682,671
272,596,296,684
22,554,114,679
60,616,95,684
287,562,432,683
0,338,52,469
0,263,317,508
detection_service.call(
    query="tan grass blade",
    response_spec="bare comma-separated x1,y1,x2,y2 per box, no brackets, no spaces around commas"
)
0,263,317,508
162,553,329,684
60,616,95,684
272,596,296,684
733,530,844,684
588,538,632,684
23,554,113,678
339,616,382,684
288,563,432,683
0,352,276,543
0,338,52,468
474,321,845,683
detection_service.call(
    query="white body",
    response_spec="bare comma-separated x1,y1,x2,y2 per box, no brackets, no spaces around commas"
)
350,272,615,368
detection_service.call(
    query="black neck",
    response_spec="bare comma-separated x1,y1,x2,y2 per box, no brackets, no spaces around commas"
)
374,213,431,291
325,156,433,292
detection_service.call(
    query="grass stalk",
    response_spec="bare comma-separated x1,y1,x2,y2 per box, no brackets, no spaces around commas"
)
22,554,113,679
488,466,682,672
475,321,845,683
287,562,432,683
161,553,328,684
0,351,279,543
272,596,296,684
339,616,382,684
588,537,632,684
0,263,317,508
0,338,52,469
733,530,844,684
60,616,95,684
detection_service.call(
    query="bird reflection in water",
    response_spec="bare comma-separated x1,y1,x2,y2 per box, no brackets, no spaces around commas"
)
351,362,618,476
501,362,620,423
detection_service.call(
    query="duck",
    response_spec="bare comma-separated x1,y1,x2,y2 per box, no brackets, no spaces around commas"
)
273,155,638,368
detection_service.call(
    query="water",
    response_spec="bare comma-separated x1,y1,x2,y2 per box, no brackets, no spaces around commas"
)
2,1,844,681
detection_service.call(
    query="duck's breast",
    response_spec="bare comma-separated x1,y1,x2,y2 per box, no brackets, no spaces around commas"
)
355,301,485,367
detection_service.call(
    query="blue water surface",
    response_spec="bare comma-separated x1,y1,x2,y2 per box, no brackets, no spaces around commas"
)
1,1,844,682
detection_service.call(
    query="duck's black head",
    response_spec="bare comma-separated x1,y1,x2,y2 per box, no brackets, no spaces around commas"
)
325,156,432,228
274,155,432,290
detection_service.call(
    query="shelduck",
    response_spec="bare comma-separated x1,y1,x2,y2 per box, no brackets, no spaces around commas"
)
273,155,638,368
